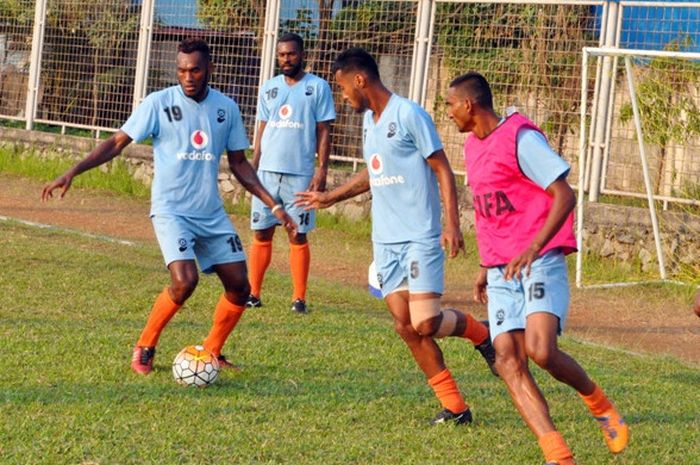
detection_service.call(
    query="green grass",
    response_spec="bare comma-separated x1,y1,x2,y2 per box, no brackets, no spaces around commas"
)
1,220,698,465
0,144,150,199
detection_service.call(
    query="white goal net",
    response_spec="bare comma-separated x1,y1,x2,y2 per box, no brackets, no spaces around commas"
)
577,47,700,288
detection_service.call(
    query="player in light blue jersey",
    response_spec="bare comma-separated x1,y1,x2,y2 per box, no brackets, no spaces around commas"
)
42,38,296,376
247,33,335,314
297,48,496,425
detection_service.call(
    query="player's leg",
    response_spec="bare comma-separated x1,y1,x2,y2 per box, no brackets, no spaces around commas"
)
132,214,200,375
203,261,249,370
196,214,249,369
248,227,275,307
487,266,575,465
404,239,497,375
281,173,315,313
377,242,471,425
248,170,282,307
523,251,628,454
494,331,575,465
385,290,472,425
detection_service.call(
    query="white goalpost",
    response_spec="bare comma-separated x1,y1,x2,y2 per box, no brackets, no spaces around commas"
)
576,46,700,289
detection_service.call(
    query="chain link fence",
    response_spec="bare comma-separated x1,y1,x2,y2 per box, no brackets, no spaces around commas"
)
1,0,699,204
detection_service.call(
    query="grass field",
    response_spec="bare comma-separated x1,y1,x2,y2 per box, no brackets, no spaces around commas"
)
1,219,699,465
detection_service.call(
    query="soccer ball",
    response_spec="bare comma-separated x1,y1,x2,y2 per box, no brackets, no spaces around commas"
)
172,345,220,387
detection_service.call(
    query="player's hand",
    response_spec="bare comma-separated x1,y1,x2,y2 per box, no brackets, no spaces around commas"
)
295,190,332,210
473,268,488,304
441,226,465,259
274,208,297,237
504,246,539,281
41,173,73,202
307,167,327,192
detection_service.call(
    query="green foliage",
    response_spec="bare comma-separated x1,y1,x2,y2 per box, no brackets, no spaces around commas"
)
0,0,34,27
329,1,415,51
0,220,698,464
434,3,595,153
196,0,264,32
38,0,140,128
619,40,700,149
0,144,149,198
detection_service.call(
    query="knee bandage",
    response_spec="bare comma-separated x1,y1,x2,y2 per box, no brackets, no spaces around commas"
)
409,299,458,337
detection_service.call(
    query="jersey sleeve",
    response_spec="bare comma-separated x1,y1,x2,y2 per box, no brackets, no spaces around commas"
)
516,128,570,189
120,93,159,143
256,83,270,122
404,104,443,159
227,101,251,151
315,80,336,122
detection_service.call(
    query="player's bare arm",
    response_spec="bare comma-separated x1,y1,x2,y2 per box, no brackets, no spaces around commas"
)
296,167,369,210
473,267,488,304
251,120,267,170
308,120,332,192
41,130,133,202
427,149,464,258
226,149,297,235
504,176,576,281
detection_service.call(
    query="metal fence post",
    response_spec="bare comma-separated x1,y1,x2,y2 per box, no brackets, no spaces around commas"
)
24,0,48,131
409,0,433,105
132,0,156,110
253,0,280,144
587,0,620,201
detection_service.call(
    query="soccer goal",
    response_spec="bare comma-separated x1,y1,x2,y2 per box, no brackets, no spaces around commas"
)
576,46,700,289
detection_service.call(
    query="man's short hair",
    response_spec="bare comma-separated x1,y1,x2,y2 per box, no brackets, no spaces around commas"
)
178,37,211,63
278,32,304,51
332,47,380,80
449,72,493,109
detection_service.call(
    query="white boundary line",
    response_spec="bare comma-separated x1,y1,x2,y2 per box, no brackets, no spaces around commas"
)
0,215,137,246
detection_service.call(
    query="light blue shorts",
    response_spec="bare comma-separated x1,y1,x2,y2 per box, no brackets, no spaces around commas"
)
486,249,570,342
251,170,315,233
151,212,246,274
373,237,444,298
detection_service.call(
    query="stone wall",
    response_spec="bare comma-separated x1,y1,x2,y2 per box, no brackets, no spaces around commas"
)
2,126,698,277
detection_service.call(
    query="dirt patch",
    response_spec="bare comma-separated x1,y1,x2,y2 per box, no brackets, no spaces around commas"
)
3,173,698,366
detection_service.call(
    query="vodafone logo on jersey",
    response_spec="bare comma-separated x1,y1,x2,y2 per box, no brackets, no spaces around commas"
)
368,153,383,176
368,153,405,187
190,130,209,149
269,104,303,129
278,104,293,120
177,129,214,161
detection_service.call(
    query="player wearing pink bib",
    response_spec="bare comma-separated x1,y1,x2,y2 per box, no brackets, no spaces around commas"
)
446,72,628,465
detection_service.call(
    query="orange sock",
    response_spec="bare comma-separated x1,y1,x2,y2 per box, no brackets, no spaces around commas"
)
137,287,181,347
289,242,310,301
202,294,245,357
428,369,468,414
579,383,613,416
538,431,574,463
248,238,272,298
462,313,489,345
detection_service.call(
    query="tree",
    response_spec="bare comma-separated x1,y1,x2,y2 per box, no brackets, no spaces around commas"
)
39,0,140,128
197,0,265,35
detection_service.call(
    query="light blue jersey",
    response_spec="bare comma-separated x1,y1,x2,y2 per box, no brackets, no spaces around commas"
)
257,73,335,175
363,94,443,244
121,85,250,218
516,128,571,188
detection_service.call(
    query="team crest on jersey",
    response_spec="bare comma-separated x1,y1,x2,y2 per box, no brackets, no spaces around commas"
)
217,109,226,123
387,122,397,138
305,86,313,96
278,104,293,120
368,153,383,176
190,130,209,149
